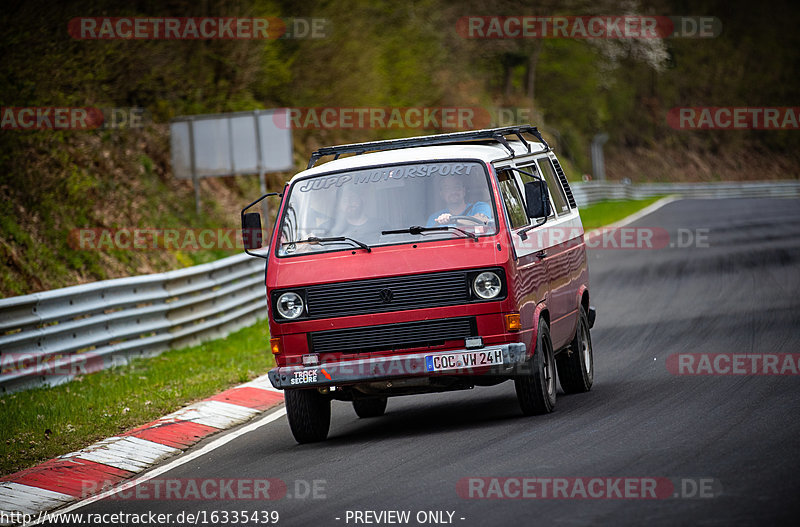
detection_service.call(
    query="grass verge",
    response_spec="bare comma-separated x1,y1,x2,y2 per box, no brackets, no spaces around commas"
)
577,196,665,230
0,321,273,477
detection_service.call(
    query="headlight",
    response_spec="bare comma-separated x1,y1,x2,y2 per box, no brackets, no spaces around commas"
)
276,292,304,319
473,271,502,299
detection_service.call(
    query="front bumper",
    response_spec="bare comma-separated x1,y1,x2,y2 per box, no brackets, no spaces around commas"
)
268,342,528,390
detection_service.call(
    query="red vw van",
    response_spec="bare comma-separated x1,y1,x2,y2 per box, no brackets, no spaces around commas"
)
242,126,595,443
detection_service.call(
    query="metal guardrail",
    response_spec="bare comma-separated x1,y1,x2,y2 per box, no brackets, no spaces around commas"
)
570,180,800,206
0,254,266,394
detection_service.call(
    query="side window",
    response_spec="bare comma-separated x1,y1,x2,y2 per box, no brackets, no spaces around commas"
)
497,170,528,229
535,158,570,215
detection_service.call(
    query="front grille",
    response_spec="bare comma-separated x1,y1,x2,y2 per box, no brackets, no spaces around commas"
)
309,317,476,355
551,158,577,208
304,271,470,319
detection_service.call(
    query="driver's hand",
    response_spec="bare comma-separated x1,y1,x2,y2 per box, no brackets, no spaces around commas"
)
473,213,490,224
435,213,452,224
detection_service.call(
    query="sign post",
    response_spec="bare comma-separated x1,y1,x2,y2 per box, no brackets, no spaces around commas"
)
253,112,269,221
186,117,200,215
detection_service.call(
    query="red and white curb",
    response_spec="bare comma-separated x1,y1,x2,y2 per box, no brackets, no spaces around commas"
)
0,374,283,525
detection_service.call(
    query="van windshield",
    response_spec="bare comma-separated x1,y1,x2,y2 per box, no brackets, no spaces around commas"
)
277,161,497,256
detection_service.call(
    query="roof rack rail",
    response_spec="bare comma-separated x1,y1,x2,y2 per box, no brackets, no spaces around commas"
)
307,125,550,168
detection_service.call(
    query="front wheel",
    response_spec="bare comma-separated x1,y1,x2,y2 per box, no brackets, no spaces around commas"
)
352,397,387,418
285,389,331,443
556,306,594,394
514,318,556,415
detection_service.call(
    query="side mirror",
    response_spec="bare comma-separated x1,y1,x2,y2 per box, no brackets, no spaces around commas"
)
242,212,263,250
241,191,282,259
523,180,551,218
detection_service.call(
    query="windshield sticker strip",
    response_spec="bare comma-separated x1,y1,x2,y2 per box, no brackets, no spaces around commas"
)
297,163,474,192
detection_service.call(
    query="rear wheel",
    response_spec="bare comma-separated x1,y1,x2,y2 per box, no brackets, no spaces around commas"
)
514,318,556,415
285,389,331,443
352,397,387,418
556,306,594,393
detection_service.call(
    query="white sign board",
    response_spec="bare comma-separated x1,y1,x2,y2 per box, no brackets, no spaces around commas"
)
171,109,293,180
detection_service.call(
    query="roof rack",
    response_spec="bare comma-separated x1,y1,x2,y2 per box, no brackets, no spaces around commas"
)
307,125,550,168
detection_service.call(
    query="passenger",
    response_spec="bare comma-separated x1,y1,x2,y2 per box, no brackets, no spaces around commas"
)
337,187,387,241
342,190,369,230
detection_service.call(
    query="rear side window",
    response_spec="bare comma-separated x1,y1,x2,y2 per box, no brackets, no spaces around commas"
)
535,158,570,215
497,170,528,229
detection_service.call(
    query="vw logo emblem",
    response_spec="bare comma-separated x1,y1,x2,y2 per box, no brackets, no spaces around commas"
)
379,288,394,303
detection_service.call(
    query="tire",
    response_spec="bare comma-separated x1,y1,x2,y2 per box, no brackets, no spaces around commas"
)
556,306,594,394
284,389,331,443
514,318,556,415
352,397,388,418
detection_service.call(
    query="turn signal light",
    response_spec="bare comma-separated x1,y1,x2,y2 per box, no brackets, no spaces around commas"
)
505,314,522,332
270,338,283,355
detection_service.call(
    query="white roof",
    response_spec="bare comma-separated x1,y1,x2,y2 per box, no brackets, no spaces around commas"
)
289,141,548,183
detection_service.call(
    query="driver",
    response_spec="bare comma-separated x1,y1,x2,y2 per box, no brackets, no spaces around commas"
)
426,176,492,227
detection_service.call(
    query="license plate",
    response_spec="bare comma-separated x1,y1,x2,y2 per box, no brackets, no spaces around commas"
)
425,349,504,372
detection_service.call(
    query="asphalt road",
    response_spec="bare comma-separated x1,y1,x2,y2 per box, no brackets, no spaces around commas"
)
66,198,800,526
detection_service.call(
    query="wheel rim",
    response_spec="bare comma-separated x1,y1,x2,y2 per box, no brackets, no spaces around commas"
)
580,324,592,375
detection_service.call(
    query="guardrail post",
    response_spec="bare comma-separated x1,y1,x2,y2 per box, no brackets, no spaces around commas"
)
591,133,609,181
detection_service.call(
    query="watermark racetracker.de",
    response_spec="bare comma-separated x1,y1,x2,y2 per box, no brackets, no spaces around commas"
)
456,16,721,39
271,106,543,130
68,17,330,40
457,477,722,499
1,107,149,130
79,478,327,500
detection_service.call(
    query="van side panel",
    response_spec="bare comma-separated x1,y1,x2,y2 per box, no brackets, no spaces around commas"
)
547,232,588,350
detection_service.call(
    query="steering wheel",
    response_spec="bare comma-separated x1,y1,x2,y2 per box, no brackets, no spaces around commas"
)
448,215,489,225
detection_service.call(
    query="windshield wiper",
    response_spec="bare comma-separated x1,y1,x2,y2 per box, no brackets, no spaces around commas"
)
290,236,372,252
382,225,477,242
